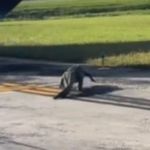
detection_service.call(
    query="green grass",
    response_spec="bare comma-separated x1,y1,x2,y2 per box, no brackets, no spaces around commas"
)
1,15,150,45
16,0,150,10
1,0,150,66
87,52,150,67
0,15,150,66
8,0,150,19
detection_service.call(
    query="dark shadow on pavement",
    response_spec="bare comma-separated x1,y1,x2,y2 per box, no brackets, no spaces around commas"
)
70,86,150,111
1,41,150,62
0,135,47,150
0,63,66,76
1,57,150,78
74,85,122,96
9,141,47,150
0,41,150,78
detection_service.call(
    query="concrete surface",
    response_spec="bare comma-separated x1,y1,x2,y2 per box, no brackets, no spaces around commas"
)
0,58,150,150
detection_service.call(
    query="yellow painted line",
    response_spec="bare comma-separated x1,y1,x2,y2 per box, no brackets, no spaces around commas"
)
0,88,12,92
0,83,61,97
8,83,60,94
19,88,57,96
2,83,38,90
3,83,32,88
0,85,12,92
29,87,62,93
3,83,61,91
2,83,20,87
0,85,10,88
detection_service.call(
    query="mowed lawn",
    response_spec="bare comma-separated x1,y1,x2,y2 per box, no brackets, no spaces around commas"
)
10,0,150,19
16,0,150,11
1,14,150,66
1,15,150,46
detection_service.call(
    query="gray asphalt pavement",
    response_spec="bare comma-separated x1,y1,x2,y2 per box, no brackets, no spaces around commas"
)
0,57,150,150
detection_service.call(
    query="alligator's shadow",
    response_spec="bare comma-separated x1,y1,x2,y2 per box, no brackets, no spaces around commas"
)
69,85,150,111
70,85,122,97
